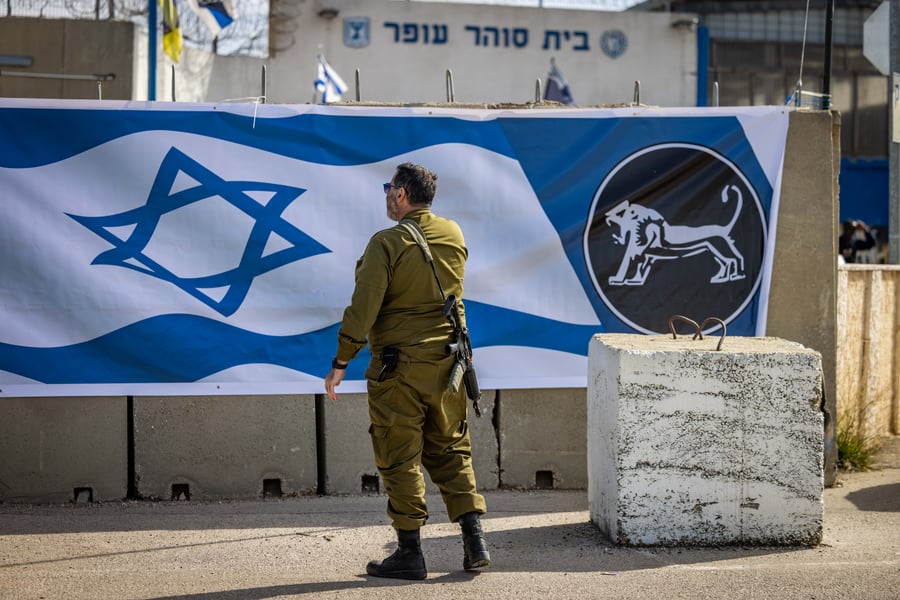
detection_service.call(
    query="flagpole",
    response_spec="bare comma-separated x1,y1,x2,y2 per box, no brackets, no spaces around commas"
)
148,0,157,100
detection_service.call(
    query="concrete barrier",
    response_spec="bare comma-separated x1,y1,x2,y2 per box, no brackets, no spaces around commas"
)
323,390,499,496
766,109,839,486
321,392,376,495
498,388,587,490
133,395,317,500
0,397,127,503
587,334,824,546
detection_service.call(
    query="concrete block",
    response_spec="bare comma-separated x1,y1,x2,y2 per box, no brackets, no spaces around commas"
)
0,397,127,503
134,395,316,500
770,110,838,485
499,388,586,489
323,391,499,497
322,392,378,495
468,391,500,492
588,334,824,546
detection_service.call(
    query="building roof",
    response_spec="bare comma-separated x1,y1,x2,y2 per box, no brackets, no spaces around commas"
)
630,0,882,12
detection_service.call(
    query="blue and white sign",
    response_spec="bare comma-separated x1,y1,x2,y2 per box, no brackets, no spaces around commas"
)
600,29,627,58
0,100,789,397
344,16,370,48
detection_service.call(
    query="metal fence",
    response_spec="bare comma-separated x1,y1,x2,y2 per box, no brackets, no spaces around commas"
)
410,0,643,8
3,0,269,57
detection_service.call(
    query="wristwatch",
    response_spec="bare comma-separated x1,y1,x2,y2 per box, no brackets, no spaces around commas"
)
331,358,348,370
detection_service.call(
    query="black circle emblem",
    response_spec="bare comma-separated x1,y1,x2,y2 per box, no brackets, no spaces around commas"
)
583,143,766,334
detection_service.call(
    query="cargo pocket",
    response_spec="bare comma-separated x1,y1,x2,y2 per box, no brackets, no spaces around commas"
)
449,419,469,449
367,375,401,423
368,424,391,469
367,373,399,398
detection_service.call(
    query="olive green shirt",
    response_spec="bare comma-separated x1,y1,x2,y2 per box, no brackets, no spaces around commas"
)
335,208,468,365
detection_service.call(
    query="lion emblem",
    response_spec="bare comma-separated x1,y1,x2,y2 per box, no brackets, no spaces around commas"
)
605,184,746,286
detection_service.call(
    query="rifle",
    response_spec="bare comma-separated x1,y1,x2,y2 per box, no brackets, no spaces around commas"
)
443,294,482,417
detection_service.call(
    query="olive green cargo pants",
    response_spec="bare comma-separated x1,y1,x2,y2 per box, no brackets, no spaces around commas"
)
366,354,487,531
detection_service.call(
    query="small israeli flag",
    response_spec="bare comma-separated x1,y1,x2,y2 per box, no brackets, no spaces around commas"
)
544,57,575,105
186,0,237,37
315,54,348,103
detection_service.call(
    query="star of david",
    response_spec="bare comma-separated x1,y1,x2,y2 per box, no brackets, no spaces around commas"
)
68,147,329,317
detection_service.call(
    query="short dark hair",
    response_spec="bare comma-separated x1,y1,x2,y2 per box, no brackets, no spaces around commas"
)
393,163,437,206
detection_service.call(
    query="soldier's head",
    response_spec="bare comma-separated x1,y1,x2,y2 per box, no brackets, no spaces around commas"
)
392,163,438,207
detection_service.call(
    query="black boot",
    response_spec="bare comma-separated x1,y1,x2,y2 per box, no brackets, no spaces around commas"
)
366,528,427,580
459,512,491,570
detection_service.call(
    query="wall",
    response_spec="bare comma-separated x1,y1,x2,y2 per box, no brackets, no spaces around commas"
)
0,18,133,101
0,397,126,503
0,110,841,503
836,265,900,439
0,4,698,112
138,0,698,106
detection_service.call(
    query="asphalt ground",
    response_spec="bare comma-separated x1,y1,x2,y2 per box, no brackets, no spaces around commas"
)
1,437,898,600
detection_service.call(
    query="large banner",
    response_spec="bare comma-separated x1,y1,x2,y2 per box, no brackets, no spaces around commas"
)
0,100,789,397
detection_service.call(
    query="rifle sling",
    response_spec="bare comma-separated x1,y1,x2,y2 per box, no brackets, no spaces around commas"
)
400,219,483,416
399,219,447,303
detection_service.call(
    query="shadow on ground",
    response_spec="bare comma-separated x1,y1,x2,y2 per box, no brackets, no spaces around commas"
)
845,482,900,512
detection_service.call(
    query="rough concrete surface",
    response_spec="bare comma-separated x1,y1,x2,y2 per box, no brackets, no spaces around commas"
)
134,396,318,500
588,335,825,547
0,437,897,600
0,397,127,504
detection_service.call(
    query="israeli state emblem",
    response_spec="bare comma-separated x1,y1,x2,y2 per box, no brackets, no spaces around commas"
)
344,17,370,48
601,30,627,59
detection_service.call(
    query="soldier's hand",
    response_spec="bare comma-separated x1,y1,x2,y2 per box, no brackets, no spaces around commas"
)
325,368,345,401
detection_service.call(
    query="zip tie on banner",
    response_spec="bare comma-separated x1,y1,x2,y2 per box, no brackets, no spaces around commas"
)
252,96,265,128
219,96,267,128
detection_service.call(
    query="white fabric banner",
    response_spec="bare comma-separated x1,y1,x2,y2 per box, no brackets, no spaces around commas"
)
0,100,790,396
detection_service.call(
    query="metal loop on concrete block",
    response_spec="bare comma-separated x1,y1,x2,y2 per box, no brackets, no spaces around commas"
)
700,317,727,351
668,315,726,350
668,315,702,340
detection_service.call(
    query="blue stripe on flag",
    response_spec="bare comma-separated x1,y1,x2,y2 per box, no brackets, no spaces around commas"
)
0,303,596,384
0,109,518,168
466,300,601,355
0,316,368,383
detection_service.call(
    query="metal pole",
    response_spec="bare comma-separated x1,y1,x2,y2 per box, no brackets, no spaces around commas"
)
890,0,900,263
446,69,455,102
148,0,157,100
822,0,835,110
315,394,327,495
697,24,709,107
0,71,114,81
261,64,267,102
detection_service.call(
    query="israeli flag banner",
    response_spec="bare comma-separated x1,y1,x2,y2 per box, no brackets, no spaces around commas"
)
0,100,789,397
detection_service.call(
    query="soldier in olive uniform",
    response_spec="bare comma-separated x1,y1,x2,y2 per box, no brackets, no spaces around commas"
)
324,163,489,580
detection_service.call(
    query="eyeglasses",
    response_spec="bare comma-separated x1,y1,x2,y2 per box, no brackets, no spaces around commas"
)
383,183,401,194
